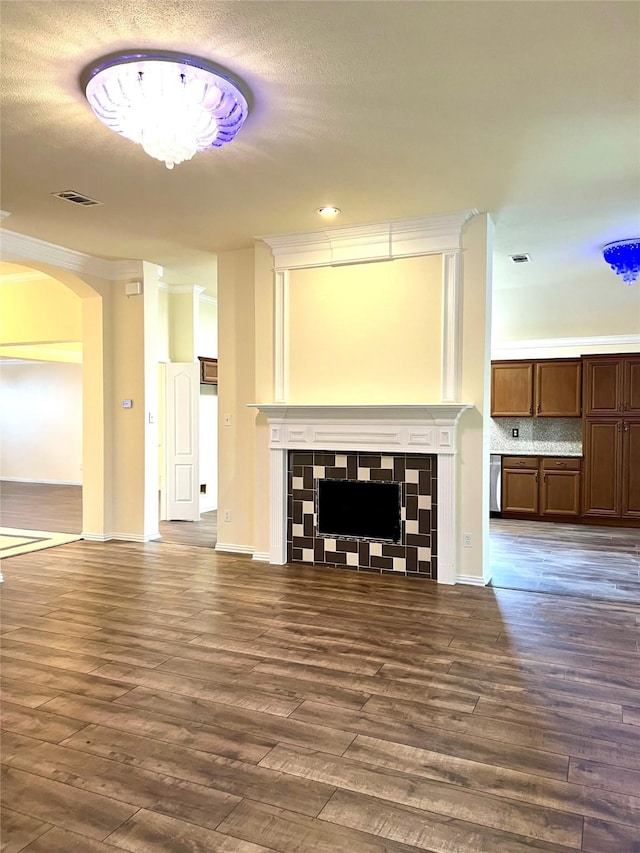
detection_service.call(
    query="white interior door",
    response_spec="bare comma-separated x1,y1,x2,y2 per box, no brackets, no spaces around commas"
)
164,363,200,521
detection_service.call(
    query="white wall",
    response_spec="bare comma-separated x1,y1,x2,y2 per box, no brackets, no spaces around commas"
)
0,361,82,484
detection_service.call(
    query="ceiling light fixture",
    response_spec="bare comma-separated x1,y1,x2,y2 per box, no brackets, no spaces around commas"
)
602,238,640,285
317,206,341,217
84,52,249,169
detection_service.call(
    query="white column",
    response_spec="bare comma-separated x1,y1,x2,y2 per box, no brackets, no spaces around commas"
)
441,251,461,403
274,270,289,403
270,445,288,564
437,452,457,584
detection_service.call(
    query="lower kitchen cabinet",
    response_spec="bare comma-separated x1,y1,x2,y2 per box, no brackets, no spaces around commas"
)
540,468,581,516
502,458,539,515
622,420,640,518
502,456,581,518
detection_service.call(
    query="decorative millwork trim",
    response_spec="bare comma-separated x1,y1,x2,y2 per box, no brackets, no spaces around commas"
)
492,334,640,355
250,404,471,456
441,251,461,402
270,449,288,564
0,228,142,281
215,542,255,555
259,210,478,271
456,573,489,586
200,293,217,305
274,270,289,402
0,210,11,220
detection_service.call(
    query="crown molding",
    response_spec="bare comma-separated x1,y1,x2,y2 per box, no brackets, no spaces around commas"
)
0,211,11,220
492,333,640,356
259,210,479,271
0,228,142,281
200,293,217,305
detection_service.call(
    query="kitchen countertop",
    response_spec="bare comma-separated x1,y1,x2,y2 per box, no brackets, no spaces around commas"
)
491,451,583,457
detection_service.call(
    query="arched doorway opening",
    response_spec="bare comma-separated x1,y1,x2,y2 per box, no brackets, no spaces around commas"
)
0,261,106,539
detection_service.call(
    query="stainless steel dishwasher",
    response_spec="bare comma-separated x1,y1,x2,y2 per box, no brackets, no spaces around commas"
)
490,454,502,517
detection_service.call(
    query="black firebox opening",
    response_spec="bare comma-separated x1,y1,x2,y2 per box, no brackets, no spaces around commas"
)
317,478,401,543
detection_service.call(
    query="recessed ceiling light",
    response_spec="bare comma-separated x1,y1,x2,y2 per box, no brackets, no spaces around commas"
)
317,206,341,217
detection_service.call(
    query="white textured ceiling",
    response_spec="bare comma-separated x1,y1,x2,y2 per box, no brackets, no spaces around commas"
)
1,1,639,300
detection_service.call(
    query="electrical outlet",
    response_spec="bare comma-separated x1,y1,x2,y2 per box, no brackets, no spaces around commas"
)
223,510,232,522
512,428,519,438
463,532,473,548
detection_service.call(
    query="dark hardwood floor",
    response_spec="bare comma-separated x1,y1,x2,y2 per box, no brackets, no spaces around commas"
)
0,481,217,548
490,518,640,604
1,534,639,852
0,482,83,535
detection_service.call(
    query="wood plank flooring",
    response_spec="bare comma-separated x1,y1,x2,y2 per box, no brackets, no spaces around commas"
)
1,538,639,852
490,518,640,603
0,481,218,548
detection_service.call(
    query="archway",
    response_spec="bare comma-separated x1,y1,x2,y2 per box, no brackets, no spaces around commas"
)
0,261,107,538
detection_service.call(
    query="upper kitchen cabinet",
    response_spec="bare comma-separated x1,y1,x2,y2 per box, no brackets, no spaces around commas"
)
535,360,582,417
491,362,534,416
491,359,581,418
583,354,640,416
198,356,218,385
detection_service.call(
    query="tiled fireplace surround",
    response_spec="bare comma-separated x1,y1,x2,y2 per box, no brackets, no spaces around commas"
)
287,450,438,578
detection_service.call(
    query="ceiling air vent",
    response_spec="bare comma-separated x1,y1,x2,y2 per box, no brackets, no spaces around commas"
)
509,253,531,264
52,190,102,207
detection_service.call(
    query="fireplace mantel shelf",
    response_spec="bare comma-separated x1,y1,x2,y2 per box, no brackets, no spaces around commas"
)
248,403,472,424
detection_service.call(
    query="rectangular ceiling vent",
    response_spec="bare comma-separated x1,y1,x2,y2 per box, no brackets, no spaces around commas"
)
52,190,102,207
509,253,531,264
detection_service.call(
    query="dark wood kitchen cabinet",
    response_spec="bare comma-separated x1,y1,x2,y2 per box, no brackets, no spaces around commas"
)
491,362,534,417
502,457,539,514
502,456,581,518
491,359,581,418
540,458,581,517
582,353,640,523
583,354,640,416
582,418,640,519
198,357,218,385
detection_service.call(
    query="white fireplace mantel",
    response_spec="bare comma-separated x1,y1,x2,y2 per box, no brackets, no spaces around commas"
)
249,402,472,583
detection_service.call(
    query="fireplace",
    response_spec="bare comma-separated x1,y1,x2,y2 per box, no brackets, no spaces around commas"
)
249,403,471,584
288,450,437,577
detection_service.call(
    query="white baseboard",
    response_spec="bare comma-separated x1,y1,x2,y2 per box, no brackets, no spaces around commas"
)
215,542,255,556
1,477,82,486
81,532,161,543
456,573,490,586
252,551,270,562
199,502,217,514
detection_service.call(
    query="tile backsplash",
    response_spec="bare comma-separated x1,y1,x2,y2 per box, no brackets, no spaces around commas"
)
490,418,583,456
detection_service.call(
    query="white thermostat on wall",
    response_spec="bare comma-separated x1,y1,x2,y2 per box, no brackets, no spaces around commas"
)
122,399,133,408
